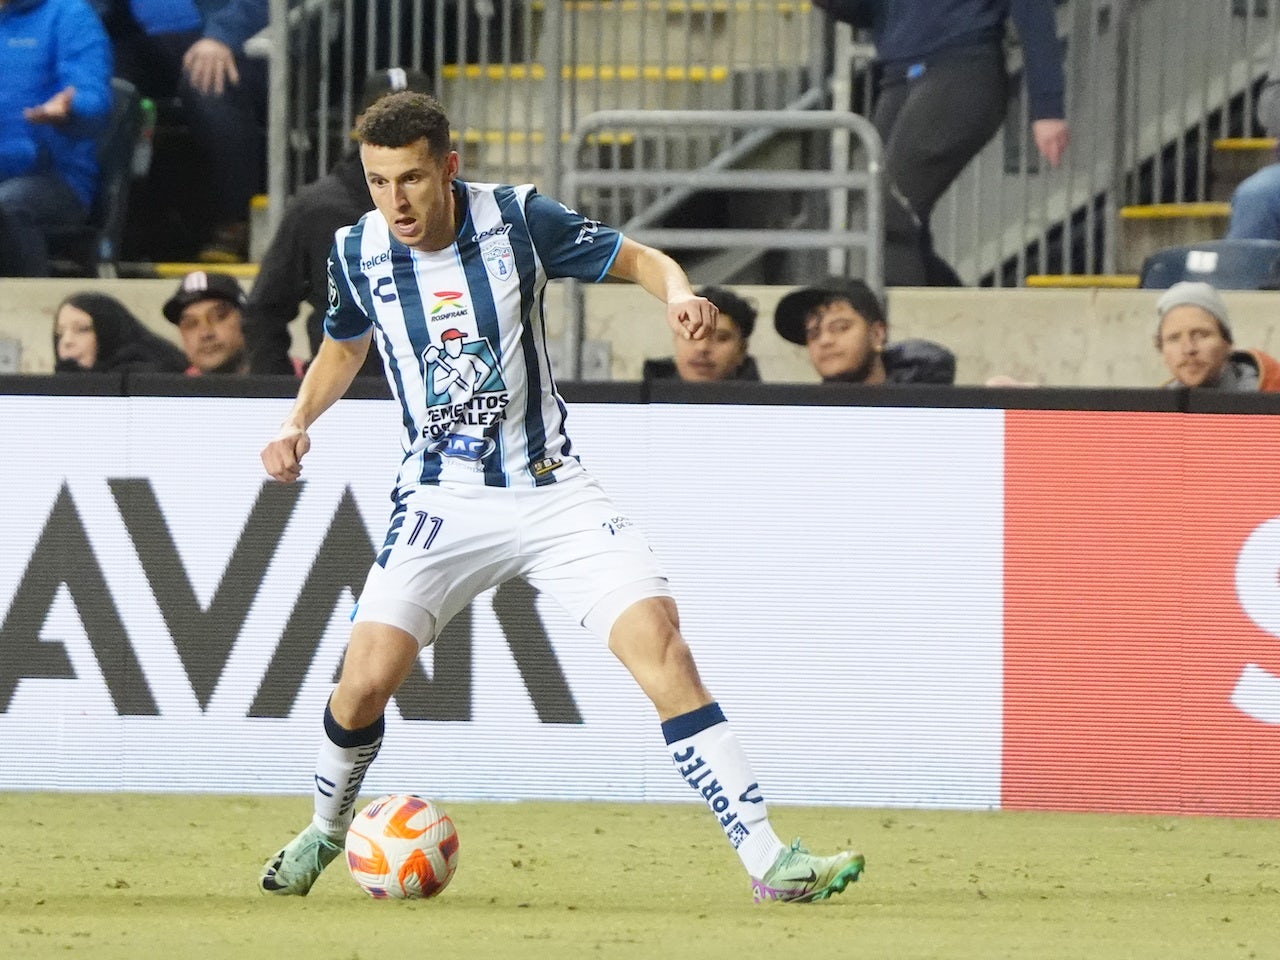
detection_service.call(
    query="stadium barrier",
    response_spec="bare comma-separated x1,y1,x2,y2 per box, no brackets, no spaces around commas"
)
1,380,1278,816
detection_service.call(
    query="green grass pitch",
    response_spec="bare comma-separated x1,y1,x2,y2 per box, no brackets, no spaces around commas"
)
0,793,1276,960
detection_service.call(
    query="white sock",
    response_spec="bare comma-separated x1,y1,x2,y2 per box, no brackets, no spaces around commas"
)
311,702,383,839
662,702,786,878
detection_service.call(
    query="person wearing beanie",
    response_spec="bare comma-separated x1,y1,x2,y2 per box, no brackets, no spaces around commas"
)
642,285,762,383
53,291,187,374
772,276,956,385
1154,280,1280,390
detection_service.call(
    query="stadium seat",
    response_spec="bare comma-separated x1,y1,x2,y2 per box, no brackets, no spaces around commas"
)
47,77,144,278
1138,238,1280,290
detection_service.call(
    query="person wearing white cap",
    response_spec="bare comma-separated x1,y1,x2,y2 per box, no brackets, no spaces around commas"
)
1154,281,1280,390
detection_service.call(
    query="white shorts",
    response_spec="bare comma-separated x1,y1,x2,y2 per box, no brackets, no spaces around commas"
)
352,473,671,646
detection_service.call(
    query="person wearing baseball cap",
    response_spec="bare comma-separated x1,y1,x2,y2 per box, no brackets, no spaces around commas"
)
773,276,955,385
243,66,432,379
163,269,255,375
1154,280,1280,390
642,285,762,383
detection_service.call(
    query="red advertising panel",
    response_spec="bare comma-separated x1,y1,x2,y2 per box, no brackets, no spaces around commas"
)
1004,410,1280,815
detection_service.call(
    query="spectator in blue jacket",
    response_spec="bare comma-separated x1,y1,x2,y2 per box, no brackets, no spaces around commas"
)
1226,45,1280,242
816,0,1070,286
100,0,268,263
0,0,112,276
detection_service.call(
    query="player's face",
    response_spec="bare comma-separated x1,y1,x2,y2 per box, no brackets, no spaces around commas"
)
54,304,97,370
177,298,246,374
361,138,461,252
1157,306,1232,387
673,315,748,382
803,301,886,383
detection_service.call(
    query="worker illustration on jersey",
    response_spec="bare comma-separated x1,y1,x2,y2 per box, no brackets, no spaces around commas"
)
427,328,498,400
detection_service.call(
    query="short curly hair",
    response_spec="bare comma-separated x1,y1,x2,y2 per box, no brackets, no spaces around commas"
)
354,91,451,157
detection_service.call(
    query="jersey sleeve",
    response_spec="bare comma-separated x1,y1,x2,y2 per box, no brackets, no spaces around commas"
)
523,191,624,282
322,237,373,341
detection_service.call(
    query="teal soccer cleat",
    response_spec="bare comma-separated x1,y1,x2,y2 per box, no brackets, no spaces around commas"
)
751,839,865,903
260,824,344,896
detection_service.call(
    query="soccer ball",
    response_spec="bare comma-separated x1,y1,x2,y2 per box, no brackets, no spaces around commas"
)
346,794,460,899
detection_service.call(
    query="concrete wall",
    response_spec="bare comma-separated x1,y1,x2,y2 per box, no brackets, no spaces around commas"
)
6,277,1280,388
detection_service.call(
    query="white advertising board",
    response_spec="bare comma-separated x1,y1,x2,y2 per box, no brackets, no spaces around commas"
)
0,397,1004,808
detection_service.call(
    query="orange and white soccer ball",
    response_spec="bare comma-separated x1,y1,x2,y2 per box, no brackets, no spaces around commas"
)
346,794,459,899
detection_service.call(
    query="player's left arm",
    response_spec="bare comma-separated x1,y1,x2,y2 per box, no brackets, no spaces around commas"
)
607,238,718,341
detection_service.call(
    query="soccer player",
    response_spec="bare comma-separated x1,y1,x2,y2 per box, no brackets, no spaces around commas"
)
258,90,864,903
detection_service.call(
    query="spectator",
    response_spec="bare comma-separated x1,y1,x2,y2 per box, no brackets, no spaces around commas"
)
1227,46,1280,241
641,285,761,383
0,0,112,277
244,67,433,377
773,276,956,384
164,268,302,375
53,290,187,372
1154,281,1280,390
815,0,1069,286
100,0,268,263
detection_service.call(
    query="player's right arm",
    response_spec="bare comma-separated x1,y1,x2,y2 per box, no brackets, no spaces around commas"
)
262,240,373,482
261,332,372,482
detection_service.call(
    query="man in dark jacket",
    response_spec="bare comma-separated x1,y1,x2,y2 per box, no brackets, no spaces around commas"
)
773,276,956,384
244,68,433,378
0,0,112,276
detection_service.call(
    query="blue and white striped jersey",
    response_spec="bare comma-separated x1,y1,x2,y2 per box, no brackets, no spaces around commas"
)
324,180,623,489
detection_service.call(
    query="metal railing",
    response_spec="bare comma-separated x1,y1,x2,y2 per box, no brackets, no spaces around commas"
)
260,0,1280,285
559,107,884,376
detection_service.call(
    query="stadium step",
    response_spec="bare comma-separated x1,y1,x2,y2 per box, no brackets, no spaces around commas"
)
438,62,734,131
1210,136,1278,201
453,128,639,184
530,0,813,68
1117,202,1231,273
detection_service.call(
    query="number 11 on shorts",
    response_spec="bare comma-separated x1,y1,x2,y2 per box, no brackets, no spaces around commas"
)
407,511,443,550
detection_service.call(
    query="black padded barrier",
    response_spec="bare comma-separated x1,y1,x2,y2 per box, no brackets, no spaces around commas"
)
6,375,1280,415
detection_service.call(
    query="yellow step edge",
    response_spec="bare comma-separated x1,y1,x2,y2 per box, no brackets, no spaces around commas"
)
1213,137,1278,151
153,262,260,279
1025,274,1140,289
441,63,729,82
1120,202,1231,220
539,1,811,13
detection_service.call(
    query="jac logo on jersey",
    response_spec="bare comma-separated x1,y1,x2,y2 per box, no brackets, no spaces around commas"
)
0,480,581,724
426,433,497,461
